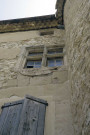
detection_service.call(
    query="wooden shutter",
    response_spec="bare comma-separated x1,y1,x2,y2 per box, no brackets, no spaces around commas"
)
0,95,48,135
17,95,48,135
0,100,24,135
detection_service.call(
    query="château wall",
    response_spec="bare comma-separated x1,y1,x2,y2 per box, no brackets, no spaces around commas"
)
0,0,89,134
64,0,90,134
0,28,74,135
0,29,65,89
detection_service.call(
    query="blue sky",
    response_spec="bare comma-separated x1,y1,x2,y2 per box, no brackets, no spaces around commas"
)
0,0,56,20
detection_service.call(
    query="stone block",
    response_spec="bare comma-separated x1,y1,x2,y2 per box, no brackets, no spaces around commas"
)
17,74,30,86
7,79,18,87
52,70,68,83
0,48,20,59
0,82,70,101
55,100,74,135
30,75,52,85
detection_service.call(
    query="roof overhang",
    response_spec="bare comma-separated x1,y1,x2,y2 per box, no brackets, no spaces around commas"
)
0,0,66,33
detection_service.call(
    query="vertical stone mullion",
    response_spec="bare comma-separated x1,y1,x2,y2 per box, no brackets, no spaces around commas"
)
41,46,47,67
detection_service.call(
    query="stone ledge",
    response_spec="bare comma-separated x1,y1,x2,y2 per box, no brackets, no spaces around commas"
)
0,15,59,33
0,82,70,99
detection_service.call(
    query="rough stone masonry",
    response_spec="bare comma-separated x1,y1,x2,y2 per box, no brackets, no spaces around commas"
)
64,0,90,135
0,0,89,135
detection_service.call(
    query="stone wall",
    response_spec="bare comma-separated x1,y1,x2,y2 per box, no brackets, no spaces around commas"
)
0,0,89,134
56,0,66,24
0,29,65,89
64,0,90,135
0,28,74,135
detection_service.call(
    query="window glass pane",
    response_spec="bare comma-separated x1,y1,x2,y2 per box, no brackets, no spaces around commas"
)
47,57,63,67
35,61,41,65
26,61,34,68
34,65,41,68
26,60,42,68
56,58,63,66
34,61,41,68
48,48,63,54
48,59,55,67
27,61,34,66
28,52,43,56
48,51,55,54
58,48,63,53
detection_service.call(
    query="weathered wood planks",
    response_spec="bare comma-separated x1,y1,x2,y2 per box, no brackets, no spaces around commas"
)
0,95,48,135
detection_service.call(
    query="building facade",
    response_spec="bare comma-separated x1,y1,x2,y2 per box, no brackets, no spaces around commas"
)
0,0,89,135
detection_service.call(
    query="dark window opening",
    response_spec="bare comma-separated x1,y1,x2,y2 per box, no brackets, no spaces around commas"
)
26,60,42,68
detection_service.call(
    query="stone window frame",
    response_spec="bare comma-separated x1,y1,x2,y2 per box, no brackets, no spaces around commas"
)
15,45,65,76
